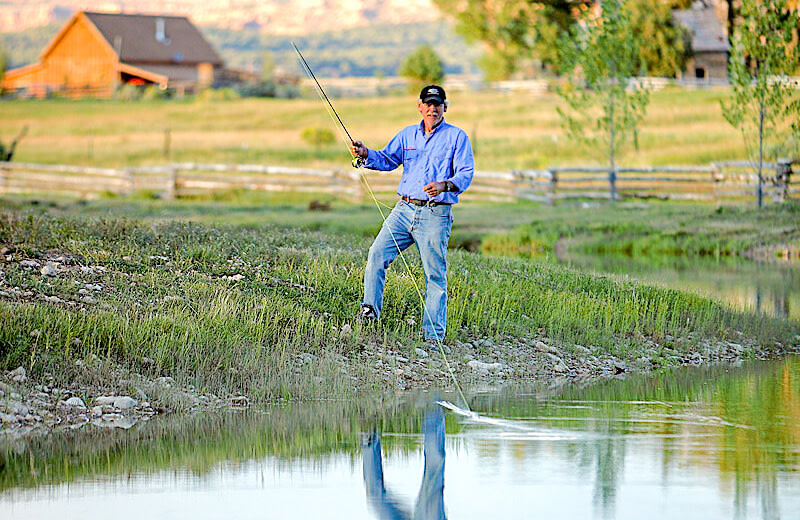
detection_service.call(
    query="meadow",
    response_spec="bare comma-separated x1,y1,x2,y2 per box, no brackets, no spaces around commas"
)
0,87,755,171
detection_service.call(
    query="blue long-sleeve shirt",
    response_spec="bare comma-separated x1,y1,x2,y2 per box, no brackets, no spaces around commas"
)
364,119,474,204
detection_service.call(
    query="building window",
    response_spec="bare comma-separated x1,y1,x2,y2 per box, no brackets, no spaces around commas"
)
695,67,706,79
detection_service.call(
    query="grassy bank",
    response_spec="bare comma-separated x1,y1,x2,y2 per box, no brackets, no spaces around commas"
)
0,88,756,170
1,199,797,401
482,201,800,260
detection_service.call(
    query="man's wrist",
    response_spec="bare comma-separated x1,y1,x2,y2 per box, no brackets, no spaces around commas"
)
445,180,458,193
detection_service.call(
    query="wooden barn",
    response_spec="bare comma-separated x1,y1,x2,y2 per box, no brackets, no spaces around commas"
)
673,1,730,82
1,11,225,98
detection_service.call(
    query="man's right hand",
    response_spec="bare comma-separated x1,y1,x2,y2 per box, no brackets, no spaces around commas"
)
350,141,368,159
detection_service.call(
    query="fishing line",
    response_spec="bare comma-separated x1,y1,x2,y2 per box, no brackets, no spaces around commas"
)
291,42,470,411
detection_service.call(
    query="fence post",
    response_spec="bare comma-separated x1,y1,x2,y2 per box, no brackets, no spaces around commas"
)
609,168,617,202
166,166,177,199
775,158,792,203
548,169,557,205
0,163,8,195
125,167,135,196
163,128,171,159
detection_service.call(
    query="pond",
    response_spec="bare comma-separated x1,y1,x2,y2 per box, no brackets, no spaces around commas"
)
554,250,800,321
1,357,798,519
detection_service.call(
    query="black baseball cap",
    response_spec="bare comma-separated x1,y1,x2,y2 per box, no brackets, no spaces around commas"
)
420,85,446,105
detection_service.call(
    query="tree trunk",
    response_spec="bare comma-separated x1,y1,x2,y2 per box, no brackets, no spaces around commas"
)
758,92,765,209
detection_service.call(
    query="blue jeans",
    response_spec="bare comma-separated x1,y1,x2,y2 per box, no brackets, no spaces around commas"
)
362,408,447,520
363,200,453,340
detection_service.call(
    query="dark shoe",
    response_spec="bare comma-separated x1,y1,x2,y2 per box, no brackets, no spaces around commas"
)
356,304,378,323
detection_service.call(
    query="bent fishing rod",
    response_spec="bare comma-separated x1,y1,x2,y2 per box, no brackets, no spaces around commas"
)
291,42,364,168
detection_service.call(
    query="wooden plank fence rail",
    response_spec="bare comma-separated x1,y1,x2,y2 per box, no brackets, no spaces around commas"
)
0,159,795,204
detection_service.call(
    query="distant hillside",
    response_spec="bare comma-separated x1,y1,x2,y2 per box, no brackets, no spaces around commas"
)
0,0,439,34
1,21,480,78
205,22,480,77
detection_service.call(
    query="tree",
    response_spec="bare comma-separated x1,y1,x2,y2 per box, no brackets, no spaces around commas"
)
433,0,588,79
722,0,800,208
0,41,7,86
556,0,651,201
261,51,276,82
629,0,692,77
398,45,444,91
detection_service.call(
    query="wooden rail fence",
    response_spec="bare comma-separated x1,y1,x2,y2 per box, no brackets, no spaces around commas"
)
0,160,795,204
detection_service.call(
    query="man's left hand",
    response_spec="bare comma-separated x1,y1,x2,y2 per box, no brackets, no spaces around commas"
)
423,181,447,198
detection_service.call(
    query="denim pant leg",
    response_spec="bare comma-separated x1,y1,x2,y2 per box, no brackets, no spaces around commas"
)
363,432,412,520
413,408,447,520
364,203,415,319
412,205,452,341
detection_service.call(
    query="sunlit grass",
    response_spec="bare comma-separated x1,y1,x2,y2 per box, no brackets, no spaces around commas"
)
0,88,749,170
0,202,796,401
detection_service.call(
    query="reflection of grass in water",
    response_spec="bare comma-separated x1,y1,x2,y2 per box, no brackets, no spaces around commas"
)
470,357,800,493
0,396,448,492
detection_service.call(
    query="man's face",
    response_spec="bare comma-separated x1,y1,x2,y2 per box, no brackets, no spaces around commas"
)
418,100,446,130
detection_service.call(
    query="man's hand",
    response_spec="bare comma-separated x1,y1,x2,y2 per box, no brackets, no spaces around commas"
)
423,181,447,198
350,141,368,159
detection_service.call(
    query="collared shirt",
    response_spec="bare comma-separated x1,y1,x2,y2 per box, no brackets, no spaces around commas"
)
364,118,474,204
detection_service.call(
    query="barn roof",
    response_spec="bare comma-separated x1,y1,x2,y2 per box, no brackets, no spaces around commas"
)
83,11,223,66
672,5,730,53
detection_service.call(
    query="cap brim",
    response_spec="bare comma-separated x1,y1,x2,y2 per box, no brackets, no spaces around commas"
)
421,96,444,105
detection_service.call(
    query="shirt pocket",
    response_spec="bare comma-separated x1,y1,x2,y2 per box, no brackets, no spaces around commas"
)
403,149,419,167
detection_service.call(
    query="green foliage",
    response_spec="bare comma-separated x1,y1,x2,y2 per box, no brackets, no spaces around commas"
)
0,41,7,83
261,51,276,81
556,0,651,175
202,22,479,78
0,24,59,68
722,0,800,206
433,0,584,79
398,45,445,91
300,126,335,149
628,0,692,77
196,87,242,102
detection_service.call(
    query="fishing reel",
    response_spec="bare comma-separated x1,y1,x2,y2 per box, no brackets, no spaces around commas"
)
352,155,365,169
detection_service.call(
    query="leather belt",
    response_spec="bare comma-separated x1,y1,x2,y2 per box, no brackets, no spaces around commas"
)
400,196,451,207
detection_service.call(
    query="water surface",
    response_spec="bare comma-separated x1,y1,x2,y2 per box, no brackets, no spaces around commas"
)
1,357,798,519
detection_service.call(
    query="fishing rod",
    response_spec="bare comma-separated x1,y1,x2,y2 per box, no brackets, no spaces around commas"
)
291,43,471,411
291,42,364,168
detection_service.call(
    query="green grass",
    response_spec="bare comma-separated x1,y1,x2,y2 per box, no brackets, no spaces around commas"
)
0,199,797,401
481,200,800,259
0,88,754,170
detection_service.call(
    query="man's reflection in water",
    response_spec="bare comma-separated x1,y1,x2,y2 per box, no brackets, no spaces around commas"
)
362,407,447,520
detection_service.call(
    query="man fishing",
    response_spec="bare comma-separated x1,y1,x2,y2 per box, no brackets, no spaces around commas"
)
351,85,474,342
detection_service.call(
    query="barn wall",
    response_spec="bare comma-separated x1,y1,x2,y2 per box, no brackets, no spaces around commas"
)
2,14,118,97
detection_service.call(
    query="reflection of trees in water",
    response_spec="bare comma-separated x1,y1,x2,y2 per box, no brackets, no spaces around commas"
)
592,434,625,519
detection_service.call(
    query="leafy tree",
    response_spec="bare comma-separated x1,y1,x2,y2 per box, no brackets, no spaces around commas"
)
433,0,588,79
722,0,800,208
556,0,650,201
629,0,692,77
398,45,445,91
261,51,276,81
0,41,7,85
301,127,335,157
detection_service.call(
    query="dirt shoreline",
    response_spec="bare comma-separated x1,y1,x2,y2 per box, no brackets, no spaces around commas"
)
2,332,796,440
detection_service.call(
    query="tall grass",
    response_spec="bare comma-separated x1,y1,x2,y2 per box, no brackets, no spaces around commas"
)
1,207,796,400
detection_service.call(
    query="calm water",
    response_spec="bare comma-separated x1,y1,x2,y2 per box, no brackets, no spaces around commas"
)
1,357,799,519
555,251,800,320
